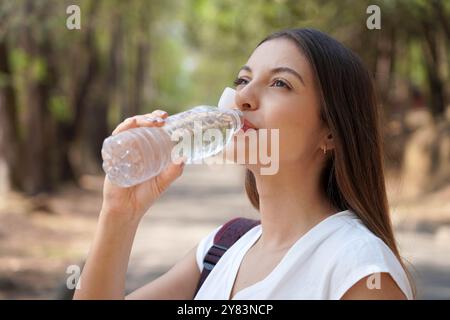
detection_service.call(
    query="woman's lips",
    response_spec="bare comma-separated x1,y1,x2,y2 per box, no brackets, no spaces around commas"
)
242,119,258,132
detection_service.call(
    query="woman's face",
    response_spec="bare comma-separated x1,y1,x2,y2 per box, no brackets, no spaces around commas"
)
227,37,329,174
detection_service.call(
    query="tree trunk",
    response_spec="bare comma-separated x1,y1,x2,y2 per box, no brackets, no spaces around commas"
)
0,40,21,191
20,1,53,194
78,11,122,174
121,9,150,119
432,0,450,41
422,20,446,119
375,27,396,109
59,0,102,179
129,41,149,116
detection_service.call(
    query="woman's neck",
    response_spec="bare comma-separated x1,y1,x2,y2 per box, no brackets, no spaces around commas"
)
251,161,337,252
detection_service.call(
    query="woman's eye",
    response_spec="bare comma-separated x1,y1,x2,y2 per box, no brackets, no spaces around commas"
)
233,77,248,87
233,77,291,90
272,79,290,89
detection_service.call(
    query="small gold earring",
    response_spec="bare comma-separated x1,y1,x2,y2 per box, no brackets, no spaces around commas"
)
323,146,327,154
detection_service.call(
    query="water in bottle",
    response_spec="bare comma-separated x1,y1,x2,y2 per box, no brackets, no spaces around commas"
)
101,88,242,187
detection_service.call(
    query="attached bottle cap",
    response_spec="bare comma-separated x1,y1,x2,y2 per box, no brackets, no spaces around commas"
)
218,87,236,110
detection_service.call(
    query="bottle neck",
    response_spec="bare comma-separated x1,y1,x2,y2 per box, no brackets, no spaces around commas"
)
225,108,243,131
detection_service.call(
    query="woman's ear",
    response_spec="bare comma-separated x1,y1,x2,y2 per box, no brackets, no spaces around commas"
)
326,133,334,150
320,132,335,153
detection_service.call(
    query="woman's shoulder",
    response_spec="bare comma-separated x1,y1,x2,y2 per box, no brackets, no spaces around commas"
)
328,210,388,249
323,210,413,299
326,211,403,270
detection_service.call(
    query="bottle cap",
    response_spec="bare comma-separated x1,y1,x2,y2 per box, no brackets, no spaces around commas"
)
218,87,236,110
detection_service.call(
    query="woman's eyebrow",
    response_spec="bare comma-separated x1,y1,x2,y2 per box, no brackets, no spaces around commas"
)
239,65,305,86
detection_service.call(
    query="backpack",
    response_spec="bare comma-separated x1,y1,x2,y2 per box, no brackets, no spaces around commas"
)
194,217,261,296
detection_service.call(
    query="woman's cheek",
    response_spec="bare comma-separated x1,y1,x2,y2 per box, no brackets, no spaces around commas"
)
277,124,308,162
278,127,296,162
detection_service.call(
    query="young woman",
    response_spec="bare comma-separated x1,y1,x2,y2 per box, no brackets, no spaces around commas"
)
74,28,414,300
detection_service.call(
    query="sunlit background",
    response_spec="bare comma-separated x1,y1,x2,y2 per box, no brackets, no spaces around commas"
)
0,0,449,299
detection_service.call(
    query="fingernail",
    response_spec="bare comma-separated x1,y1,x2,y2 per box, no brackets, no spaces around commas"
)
156,117,165,123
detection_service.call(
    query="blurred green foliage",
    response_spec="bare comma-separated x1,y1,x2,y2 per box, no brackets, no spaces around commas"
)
0,0,448,194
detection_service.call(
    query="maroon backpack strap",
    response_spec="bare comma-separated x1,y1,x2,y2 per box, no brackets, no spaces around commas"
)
194,217,261,296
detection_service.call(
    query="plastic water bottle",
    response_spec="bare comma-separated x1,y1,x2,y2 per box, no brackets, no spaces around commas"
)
101,88,242,187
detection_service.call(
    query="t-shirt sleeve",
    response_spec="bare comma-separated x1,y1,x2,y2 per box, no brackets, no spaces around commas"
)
329,238,413,300
195,224,224,272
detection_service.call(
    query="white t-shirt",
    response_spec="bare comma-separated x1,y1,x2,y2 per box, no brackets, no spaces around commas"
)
194,210,413,300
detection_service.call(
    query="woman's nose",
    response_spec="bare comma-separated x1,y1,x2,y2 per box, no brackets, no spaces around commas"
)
239,102,254,111
236,88,259,111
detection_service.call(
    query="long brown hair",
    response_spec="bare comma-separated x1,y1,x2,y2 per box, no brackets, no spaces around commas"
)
244,28,414,295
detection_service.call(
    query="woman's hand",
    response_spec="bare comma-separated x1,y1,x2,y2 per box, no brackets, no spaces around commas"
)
101,110,186,223
75,109,186,300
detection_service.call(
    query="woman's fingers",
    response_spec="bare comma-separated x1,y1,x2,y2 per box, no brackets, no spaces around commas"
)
148,110,168,119
154,157,186,193
112,117,138,135
112,110,168,136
